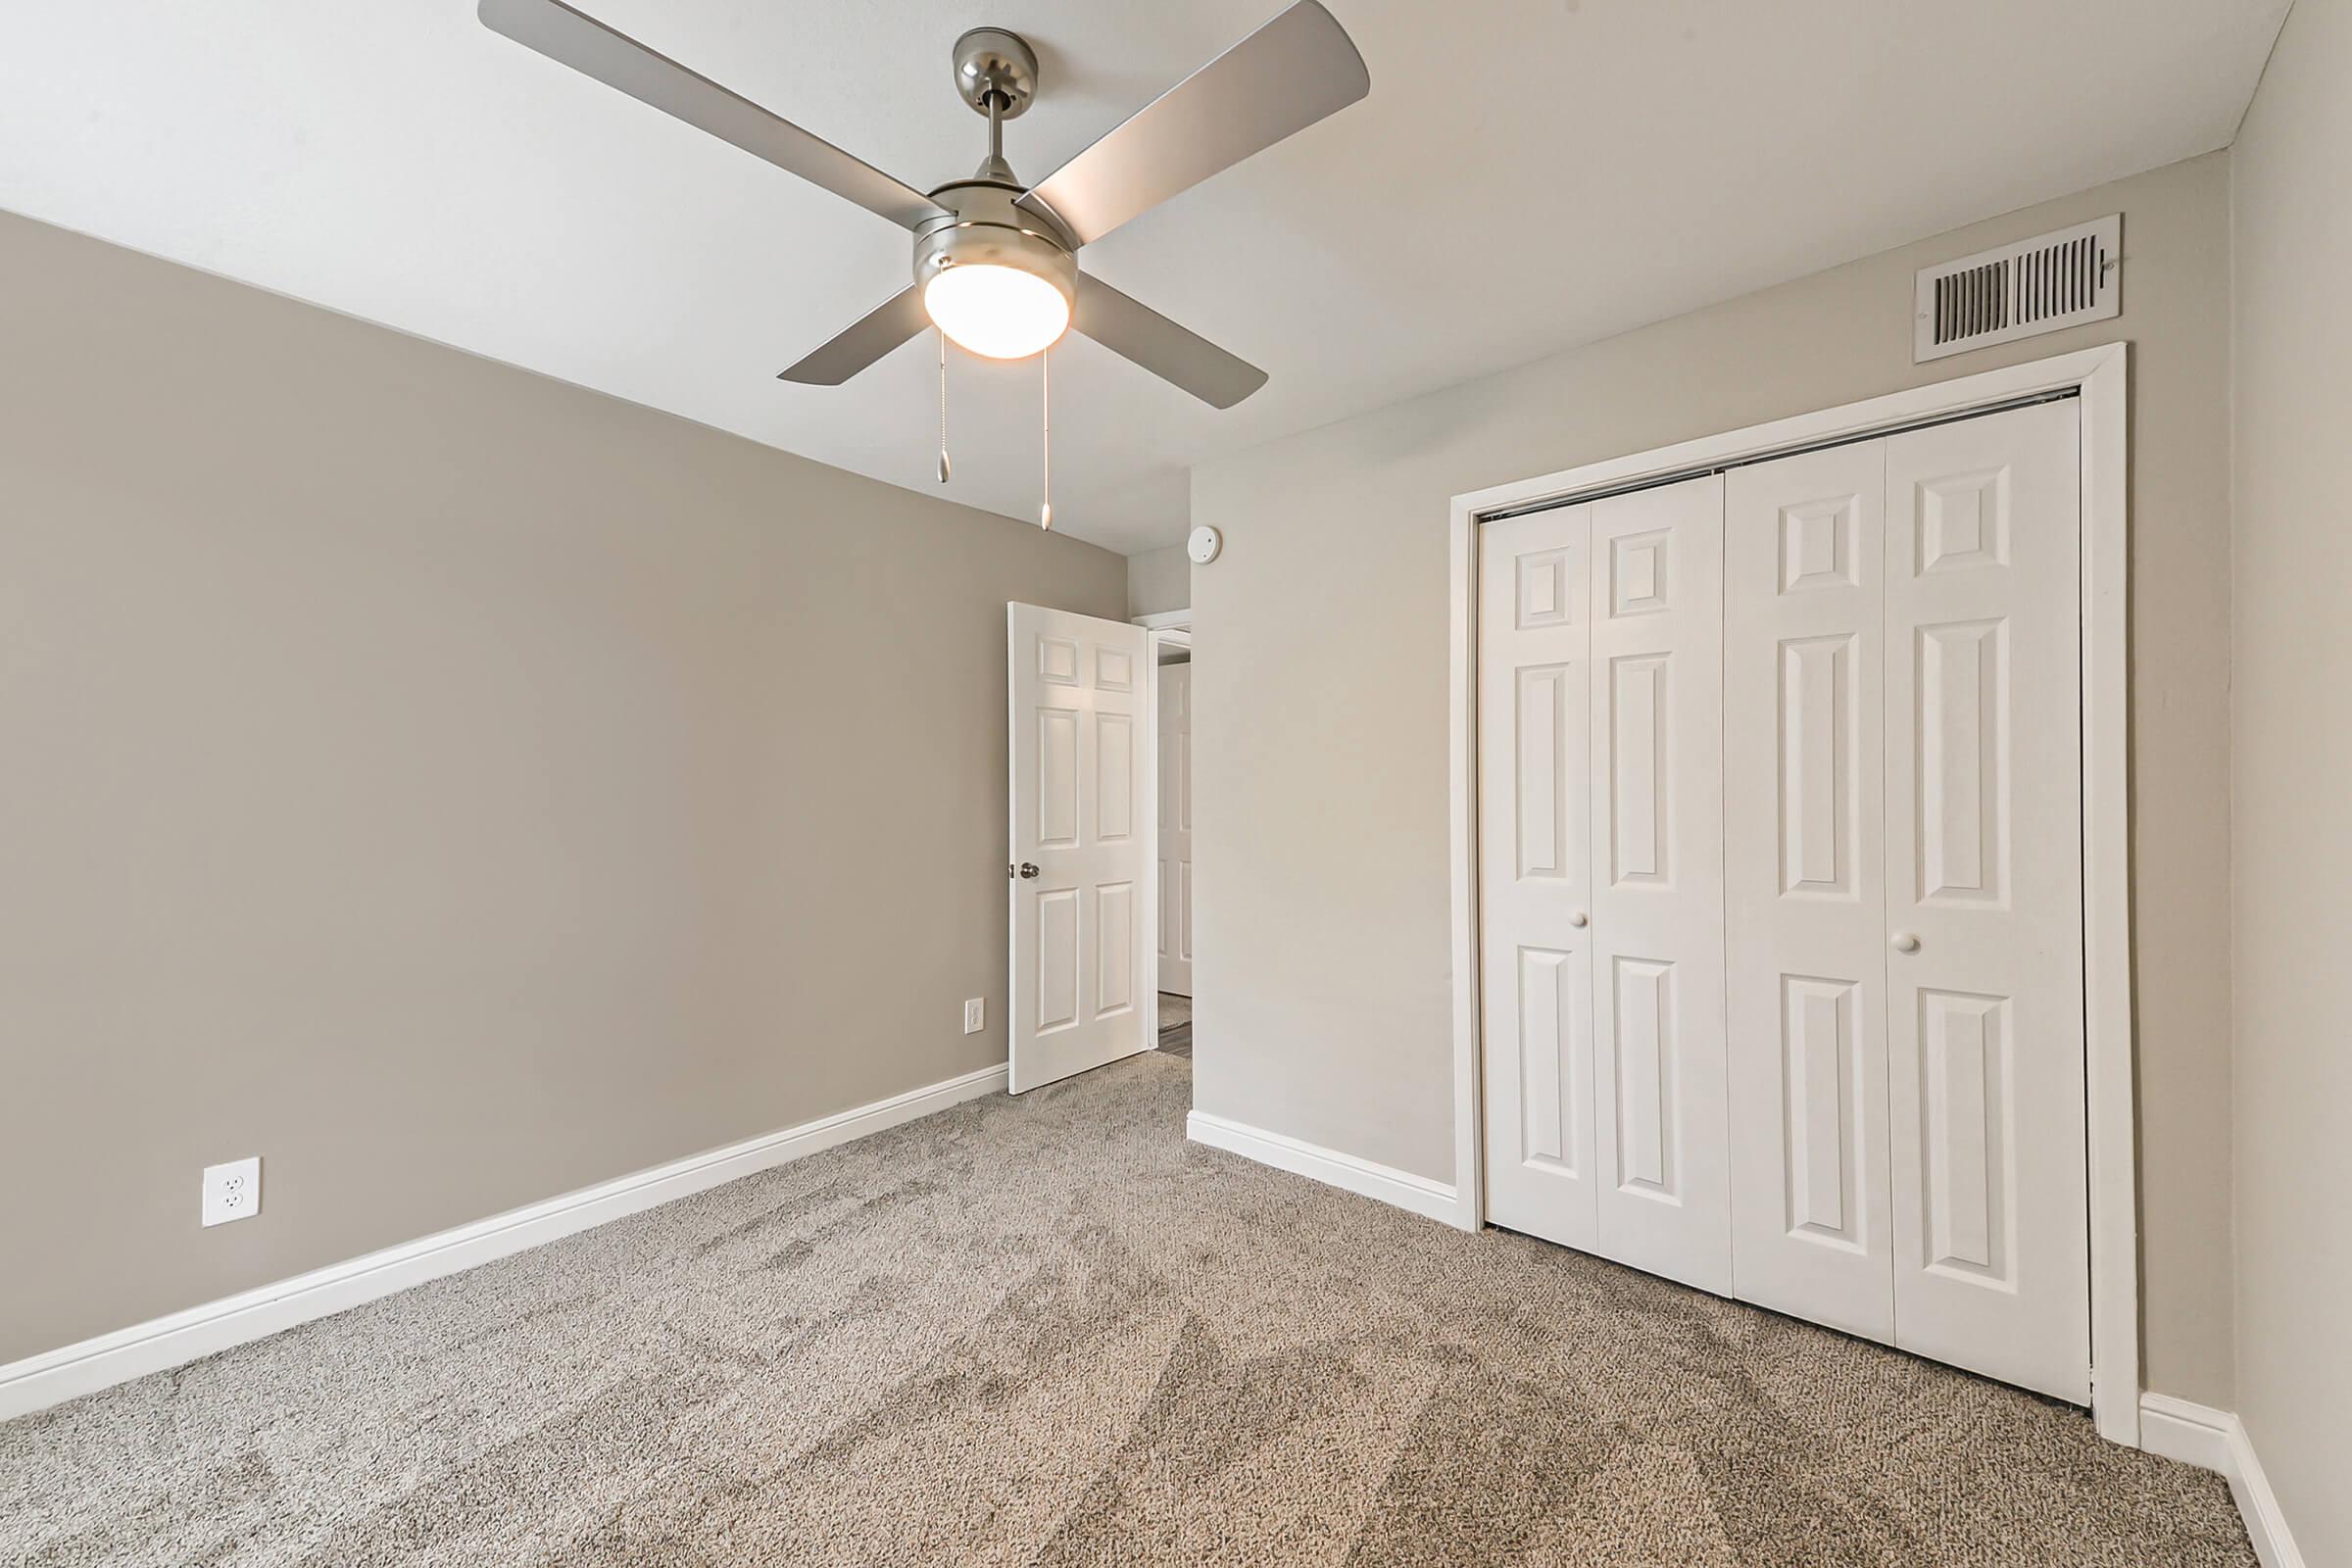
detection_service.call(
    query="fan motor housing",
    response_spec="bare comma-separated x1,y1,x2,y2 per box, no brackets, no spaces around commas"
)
913,181,1079,312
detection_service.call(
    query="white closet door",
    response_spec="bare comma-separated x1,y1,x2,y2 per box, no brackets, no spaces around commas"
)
1157,662,1194,998
1477,506,1598,1250
1884,400,2088,1402
1588,476,1730,1294
1724,442,1896,1342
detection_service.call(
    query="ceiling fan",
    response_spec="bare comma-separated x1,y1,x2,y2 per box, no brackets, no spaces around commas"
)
477,0,1371,410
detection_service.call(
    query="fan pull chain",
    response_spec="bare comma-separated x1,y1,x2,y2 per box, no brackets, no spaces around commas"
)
1039,347,1053,530
937,330,952,484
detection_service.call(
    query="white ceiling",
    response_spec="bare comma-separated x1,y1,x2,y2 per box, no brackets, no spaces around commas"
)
0,1,2287,555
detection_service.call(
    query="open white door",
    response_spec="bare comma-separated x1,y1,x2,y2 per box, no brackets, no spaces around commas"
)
1008,604,1151,1093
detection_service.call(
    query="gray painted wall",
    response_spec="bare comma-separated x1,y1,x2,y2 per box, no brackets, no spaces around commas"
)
2230,1,2350,1556
1190,153,2237,1406
0,212,1126,1366
1126,544,1192,617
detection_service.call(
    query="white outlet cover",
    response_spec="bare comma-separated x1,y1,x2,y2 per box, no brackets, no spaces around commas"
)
962,998,986,1034
202,1156,261,1227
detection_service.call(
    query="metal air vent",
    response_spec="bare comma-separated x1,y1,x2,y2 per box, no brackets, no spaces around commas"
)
1915,215,2120,362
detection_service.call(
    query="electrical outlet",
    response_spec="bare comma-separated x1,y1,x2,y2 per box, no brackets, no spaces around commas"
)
962,998,986,1034
202,1157,261,1227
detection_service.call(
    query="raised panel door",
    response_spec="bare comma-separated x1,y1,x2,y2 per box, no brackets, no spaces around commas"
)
1587,475,1730,1295
1724,441,1896,1342
1478,507,1597,1250
1883,400,2087,1402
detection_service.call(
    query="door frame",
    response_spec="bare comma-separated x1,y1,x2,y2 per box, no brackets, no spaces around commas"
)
1138,612,1192,1038
1445,343,2136,1444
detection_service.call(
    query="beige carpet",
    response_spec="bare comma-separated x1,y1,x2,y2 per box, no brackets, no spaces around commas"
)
1,1053,2252,1566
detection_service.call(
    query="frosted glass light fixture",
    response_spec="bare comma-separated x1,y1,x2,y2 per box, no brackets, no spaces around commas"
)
924,261,1071,360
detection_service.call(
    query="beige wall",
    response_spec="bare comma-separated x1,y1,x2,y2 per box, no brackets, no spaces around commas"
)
1191,153,2237,1404
0,212,1126,1366
1126,543,1192,617
2230,1,2351,1557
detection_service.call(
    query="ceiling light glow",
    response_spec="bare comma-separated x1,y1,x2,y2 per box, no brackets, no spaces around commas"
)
924,263,1070,360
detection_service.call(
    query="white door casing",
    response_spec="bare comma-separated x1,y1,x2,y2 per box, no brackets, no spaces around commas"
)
1008,604,1150,1094
1477,505,1597,1249
1883,401,2088,1401
1586,476,1731,1295
1157,662,1194,998
1725,441,1897,1343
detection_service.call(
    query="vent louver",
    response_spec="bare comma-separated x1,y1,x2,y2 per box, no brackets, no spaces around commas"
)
1914,215,2120,362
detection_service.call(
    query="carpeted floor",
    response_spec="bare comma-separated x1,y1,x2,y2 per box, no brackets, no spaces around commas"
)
2,1053,2252,1566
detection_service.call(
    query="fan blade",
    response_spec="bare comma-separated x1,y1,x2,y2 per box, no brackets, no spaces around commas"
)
1073,275,1267,409
479,0,946,231
1015,1,1368,248
778,287,930,384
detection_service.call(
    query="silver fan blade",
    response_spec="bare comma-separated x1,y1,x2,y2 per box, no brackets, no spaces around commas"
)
778,287,930,384
1015,1,1368,247
1072,275,1267,409
479,0,946,231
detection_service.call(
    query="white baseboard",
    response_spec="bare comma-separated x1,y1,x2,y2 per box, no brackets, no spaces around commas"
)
2138,1394,2307,1568
1186,1109,1458,1225
0,1061,1008,1424
2138,1393,2237,1472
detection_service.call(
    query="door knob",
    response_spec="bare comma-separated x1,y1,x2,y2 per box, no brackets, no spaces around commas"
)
1569,910,1589,928
1890,932,1921,954
1012,861,1041,880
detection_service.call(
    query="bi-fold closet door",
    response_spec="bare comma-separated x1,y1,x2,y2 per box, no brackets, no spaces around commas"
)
1478,473,1729,1295
1479,399,2089,1402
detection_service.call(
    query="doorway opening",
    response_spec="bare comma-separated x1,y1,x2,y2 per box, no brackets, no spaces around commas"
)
1002,603,1194,1096
1151,622,1193,1058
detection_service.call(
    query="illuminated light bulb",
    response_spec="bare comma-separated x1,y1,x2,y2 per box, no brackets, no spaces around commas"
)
923,263,1071,360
